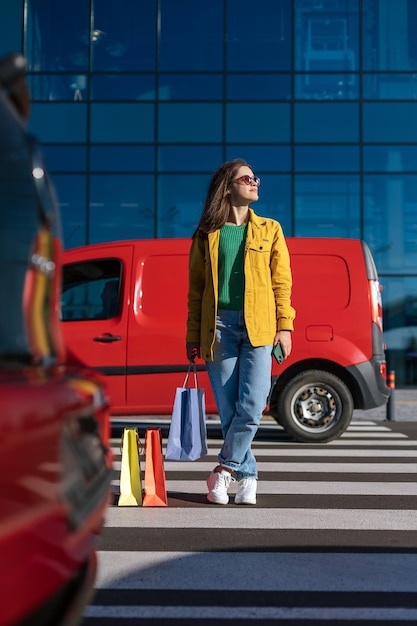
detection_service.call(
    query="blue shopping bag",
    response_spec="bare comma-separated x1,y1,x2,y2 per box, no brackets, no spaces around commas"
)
165,363,208,461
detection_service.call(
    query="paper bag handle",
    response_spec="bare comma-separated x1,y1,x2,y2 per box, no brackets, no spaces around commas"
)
119,428,143,455
183,361,198,388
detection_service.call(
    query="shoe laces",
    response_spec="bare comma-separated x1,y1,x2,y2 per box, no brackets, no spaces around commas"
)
215,470,233,489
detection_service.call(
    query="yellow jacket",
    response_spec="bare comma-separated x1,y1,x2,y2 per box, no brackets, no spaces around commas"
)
186,209,296,361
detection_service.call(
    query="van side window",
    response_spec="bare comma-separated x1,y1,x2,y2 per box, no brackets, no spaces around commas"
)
61,259,122,321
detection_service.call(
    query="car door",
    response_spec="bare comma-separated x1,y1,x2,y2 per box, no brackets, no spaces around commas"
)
125,239,216,414
61,245,134,410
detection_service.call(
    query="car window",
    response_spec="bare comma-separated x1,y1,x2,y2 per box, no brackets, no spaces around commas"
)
62,259,122,321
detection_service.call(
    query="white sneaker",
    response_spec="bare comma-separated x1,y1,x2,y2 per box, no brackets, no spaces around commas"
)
206,469,232,504
235,477,257,505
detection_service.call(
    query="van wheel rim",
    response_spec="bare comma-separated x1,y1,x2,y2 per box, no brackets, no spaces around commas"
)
290,383,340,433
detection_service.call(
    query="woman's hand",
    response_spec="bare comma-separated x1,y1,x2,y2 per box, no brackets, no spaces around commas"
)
186,342,201,362
273,330,292,359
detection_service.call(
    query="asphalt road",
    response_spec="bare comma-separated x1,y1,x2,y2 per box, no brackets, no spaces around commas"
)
81,416,417,625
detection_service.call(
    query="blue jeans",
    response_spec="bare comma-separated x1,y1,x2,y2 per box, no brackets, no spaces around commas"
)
205,309,272,481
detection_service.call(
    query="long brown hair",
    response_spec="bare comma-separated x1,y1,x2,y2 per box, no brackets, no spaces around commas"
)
194,158,250,236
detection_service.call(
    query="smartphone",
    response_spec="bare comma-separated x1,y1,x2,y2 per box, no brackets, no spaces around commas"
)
272,342,284,364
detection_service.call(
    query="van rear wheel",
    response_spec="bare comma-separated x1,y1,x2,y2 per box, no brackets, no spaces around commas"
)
274,370,353,443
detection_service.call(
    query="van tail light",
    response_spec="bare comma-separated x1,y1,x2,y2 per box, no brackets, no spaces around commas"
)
369,279,383,333
380,362,387,380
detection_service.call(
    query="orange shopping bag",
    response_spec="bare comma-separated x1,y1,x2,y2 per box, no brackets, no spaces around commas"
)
143,427,168,507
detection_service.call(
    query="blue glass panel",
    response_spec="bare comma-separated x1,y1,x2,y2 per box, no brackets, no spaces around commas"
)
0,0,23,56
26,0,90,71
43,146,87,172
90,104,154,142
294,0,359,72
27,74,89,101
91,75,156,100
294,175,360,237
363,103,417,142
92,0,156,71
159,0,223,71
28,104,87,143
363,175,417,274
363,0,417,70
89,175,155,242
227,0,291,71
295,146,359,172
255,175,292,236
382,276,417,386
90,146,155,172
294,73,358,100
227,74,292,100
225,146,291,172
158,74,223,101
294,103,359,142
158,174,208,237
363,146,417,172
226,104,291,142
158,146,223,172
52,174,87,249
158,104,222,142
363,74,417,99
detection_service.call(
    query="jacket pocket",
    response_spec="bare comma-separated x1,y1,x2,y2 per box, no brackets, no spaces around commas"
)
247,244,272,284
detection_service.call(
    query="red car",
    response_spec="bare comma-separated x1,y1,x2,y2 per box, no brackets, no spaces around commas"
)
0,54,112,626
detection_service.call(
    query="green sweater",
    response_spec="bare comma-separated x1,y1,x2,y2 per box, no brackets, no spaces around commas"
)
218,223,247,310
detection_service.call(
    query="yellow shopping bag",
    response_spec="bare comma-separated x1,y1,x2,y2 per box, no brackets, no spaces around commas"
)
118,428,142,506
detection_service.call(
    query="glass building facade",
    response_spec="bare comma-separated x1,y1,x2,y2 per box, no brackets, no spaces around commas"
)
2,0,417,386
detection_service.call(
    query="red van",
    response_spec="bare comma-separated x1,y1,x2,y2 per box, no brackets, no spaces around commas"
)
61,237,389,443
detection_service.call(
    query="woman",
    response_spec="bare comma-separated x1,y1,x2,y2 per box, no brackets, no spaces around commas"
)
186,158,295,505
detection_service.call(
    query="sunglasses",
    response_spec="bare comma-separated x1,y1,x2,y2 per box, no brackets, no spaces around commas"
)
233,175,261,187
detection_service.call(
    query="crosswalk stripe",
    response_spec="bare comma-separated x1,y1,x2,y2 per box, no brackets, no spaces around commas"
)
344,425,392,430
317,438,415,446
111,442,417,458
337,432,408,438
110,479,417,496
112,460,417,473
112,447,417,458
84,605,417,619
93,550,417,589
248,448,417,456
103,507,417,530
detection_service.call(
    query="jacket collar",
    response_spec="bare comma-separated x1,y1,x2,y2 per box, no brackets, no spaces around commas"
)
248,208,266,229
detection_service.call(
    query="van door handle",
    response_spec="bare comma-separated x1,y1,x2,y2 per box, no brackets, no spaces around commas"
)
93,335,122,343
